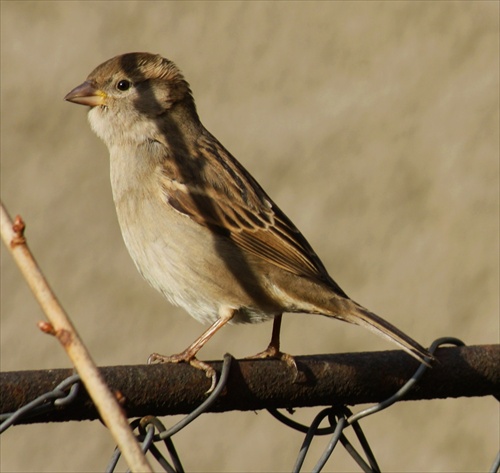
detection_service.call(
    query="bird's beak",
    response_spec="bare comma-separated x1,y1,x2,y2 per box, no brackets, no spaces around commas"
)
64,81,107,107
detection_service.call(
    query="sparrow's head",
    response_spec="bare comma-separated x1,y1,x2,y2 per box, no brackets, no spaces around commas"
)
65,53,197,147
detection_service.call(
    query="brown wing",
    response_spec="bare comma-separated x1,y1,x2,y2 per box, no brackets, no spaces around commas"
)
159,130,339,288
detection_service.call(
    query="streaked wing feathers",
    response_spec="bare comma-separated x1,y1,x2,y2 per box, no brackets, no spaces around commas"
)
160,132,330,283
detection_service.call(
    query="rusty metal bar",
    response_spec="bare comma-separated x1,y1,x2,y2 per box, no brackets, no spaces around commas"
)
1,345,498,425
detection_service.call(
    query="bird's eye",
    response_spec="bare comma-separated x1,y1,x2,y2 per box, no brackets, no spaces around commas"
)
116,80,131,91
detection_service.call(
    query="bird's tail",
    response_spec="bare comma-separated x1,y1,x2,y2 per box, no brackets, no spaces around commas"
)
326,298,433,365
282,275,432,364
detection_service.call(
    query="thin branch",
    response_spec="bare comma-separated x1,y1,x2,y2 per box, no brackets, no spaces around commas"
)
0,202,152,472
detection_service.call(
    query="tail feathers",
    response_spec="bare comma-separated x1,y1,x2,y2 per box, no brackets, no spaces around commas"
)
334,300,433,365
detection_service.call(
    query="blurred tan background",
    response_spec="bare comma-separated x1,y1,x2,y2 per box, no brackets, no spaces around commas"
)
1,1,498,472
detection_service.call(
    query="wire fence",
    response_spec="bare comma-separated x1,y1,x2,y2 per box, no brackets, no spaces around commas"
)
2,203,498,471
1,337,499,472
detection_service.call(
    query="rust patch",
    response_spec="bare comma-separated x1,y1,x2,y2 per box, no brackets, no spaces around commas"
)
115,390,126,405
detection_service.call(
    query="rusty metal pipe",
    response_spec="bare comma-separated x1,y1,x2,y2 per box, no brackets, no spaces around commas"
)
1,345,498,425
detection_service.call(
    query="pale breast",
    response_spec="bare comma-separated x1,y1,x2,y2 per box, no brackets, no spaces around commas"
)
109,149,281,325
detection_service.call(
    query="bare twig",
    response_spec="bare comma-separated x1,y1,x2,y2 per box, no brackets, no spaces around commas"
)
0,202,152,472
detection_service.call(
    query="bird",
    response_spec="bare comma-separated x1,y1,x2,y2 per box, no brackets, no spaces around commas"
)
65,52,432,389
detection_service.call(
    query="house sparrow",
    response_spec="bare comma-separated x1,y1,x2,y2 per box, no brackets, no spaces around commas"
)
65,52,431,388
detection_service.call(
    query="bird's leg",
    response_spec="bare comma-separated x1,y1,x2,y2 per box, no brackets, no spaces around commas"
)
246,315,297,372
148,307,235,393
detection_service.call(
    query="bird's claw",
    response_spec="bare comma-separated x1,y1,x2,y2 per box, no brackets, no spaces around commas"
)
246,347,299,379
147,352,217,393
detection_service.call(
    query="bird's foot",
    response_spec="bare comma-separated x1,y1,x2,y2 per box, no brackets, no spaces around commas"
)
148,351,217,394
246,345,298,376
